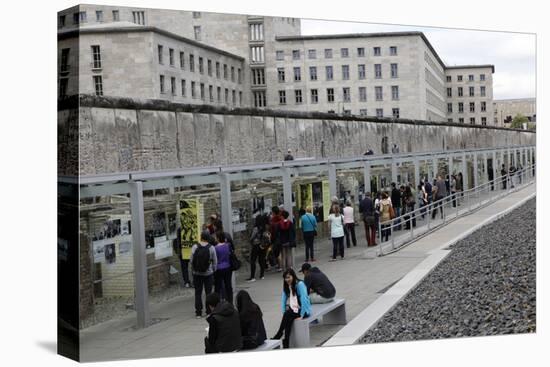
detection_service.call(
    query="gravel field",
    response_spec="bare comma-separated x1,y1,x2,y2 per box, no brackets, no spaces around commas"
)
362,198,536,343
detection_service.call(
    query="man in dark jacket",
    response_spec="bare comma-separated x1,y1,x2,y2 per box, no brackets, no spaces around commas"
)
359,192,377,246
390,183,402,229
300,263,336,304
204,293,243,353
275,210,296,271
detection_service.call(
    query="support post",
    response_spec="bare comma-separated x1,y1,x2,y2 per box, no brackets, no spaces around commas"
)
484,152,489,184
219,173,233,237
282,167,294,221
413,158,420,186
363,162,371,194
328,164,337,201
129,181,151,329
432,157,438,181
448,155,453,176
473,153,479,189
462,153,468,190
391,158,398,184
493,150,497,187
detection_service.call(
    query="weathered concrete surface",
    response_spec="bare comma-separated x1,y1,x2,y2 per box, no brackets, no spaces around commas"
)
58,96,535,176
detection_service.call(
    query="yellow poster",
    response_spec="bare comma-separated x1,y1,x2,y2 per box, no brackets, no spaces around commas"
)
297,183,313,227
179,198,202,259
322,180,331,221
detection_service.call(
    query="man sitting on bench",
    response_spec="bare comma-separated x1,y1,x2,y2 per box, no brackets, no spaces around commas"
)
300,263,336,304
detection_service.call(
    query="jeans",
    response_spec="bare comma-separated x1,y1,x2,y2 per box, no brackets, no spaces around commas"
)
431,197,444,219
281,246,293,270
381,223,391,242
309,293,334,304
332,236,345,259
193,274,214,315
393,207,402,229
303,231,315,261
250,245,267,279
214,267,233,304
179,258,190,285
274,309,301,348
363,216,377,246
344,223,357,247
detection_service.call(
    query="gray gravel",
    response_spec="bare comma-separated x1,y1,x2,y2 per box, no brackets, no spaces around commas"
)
362,198,536,343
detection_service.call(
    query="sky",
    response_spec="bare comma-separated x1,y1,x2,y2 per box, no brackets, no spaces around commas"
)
301,19,536,100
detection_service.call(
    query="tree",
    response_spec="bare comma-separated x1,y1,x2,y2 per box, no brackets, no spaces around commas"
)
510,113,529,129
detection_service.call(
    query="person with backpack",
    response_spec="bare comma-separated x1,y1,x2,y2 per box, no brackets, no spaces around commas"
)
328,204,345,261
271,268,311,349
235,290,267,350
246,215,269,282
379,192,393,242
275,210,296,271
204,292,242,353
213,232,233,305
300,206,318,262
190,230,218,318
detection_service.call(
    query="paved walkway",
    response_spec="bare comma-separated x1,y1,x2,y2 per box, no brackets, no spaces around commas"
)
80,182,535,362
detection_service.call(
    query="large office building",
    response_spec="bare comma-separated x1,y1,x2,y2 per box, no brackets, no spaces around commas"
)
58,4,495,125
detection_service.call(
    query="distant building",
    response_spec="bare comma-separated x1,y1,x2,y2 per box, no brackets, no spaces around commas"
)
493,98,536,128
58,4,496,125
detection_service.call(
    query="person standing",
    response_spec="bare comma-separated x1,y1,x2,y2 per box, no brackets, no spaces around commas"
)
391,183,402,230
271,269,311,349
284,149,294,161
343,200,357,248
176,227,192,288
190,230,218,318
275,210,296,271
501,164,507,190
450,174,458,208
213,232,233,305
359,192,377,247
235,290,267,350
431,175,448,220
247,215,269,282
379,193,393,242
509,165,516,188
328,205,345,261
300,207,317,262
403,186,416,229
204,292,242,353
417,183,427,219
269,206,283,271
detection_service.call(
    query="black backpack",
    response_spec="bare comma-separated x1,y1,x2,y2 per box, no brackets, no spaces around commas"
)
192,244,211,273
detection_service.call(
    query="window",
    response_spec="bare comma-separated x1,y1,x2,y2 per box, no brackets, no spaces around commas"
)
171,77,176,95
169,49,174,66
293,67,301,82
295,89,303,104
481,117,487,125
292,50,300,60
359,87,367,102
470,117,476,125
192,11,201,18
252,69,265,85
343,110,351,116
180,52,185,69
375,86,383,101
391,63,398,78
93,75,103,96
469,102,475,113
277,68,285,82
376,109,383,118
59,15,66,27
469,86,474,97
480,74,486,81
458,102,464,113
391,85,399,100
448,119,453,123
447,103,453,113
216,62,220,78
308,49,317,59
447,88,452,97
324,48,333,58
132,11,145,25
189,54,195,72
309,66,317,81
446,75,451,82
217,87,221,102
481,101,487,112
60,48,70,72
225,88,229,104
231,66,235,82
373,47,381,56
96,10,103,22
340,48,349,58
157,45,163,64
209,85,214,101
342,65,349,80
159,75,165,94
480,86,486,97
239,92,242,106
459,118,464,124
198,57,204,74
58,77,69,98
181,79,186,96
249,23,264,41
191,81,196,98
358,64,366,79
73,11,86,24
390,46,397,55
468,74,474,81
207,59,212,76
91,45,101,69
311,89,318,103
194,26,201,41
458,87,463,97
357,47,365,57
253,91,266,107
200,83,205,100
360,109,367,116
494,117,498,124
392,108,400,118
251,46,265,63
341,87,350,102
326,66,333,81
276,50,284,61
327,88,335,102
374,64,382,79
457,75,463,82
232,90,236,105
238,69,242,84
112,10,119,21
223,64,228,79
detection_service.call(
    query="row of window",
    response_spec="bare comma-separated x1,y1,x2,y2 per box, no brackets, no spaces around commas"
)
60,76,104,98
334,108,400,118
447,86,487,97
159,75,242,105
446,74,486,82
277,86,400,104
276,46,398,61
447,101,488,113
448,117,488,125
157,45,242,83
59,10,144,26
273,63,399,83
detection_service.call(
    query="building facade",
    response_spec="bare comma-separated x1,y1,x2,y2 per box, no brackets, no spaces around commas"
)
493,98,536,127
58,4,496,125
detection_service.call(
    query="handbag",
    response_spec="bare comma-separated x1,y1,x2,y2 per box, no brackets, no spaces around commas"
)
229,250,241,271
389,205,396,219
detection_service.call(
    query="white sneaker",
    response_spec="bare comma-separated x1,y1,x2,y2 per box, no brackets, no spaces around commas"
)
246,278,256,283
260,276,265,280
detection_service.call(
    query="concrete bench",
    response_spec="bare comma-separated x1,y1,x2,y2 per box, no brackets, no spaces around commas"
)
251,339,282,351
289,298,346,348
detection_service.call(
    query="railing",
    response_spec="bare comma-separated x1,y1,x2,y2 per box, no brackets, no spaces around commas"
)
376,164,535,256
